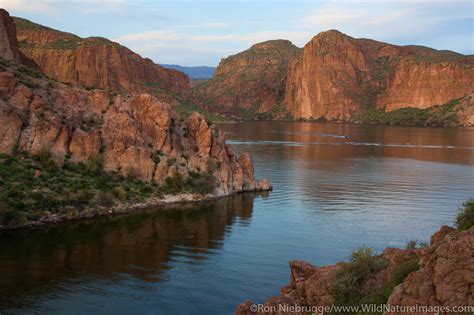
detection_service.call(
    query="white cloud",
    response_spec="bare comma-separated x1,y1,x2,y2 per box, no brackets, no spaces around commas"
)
0,0,57,14
300,1,471,42
114,29,310,65
115,30,310,45
0,0,125,15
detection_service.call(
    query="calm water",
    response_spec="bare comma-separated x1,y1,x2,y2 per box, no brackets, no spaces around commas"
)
1,122,473,314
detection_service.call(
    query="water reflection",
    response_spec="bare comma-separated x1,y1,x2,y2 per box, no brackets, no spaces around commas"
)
0,193,263,311
222,122,474,165
1,122,473,314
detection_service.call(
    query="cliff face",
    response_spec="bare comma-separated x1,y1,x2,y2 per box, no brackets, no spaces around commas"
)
284,30,474,121
0,65,269,196
194,40,300,118
235,225,474,314
0,11,269,198
13,17,190,95
0,9,21,63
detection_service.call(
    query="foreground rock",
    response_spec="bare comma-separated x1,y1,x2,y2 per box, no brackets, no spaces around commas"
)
235,226,473,314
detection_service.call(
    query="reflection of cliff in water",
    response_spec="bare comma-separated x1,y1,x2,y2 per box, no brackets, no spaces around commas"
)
221,122,474,166
0,192,262,310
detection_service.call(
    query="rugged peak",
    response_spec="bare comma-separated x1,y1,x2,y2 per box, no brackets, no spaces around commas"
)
250,39,298,50
194,38,300,119
285,28,474,121
309,29,350,41
0,9,21,63
13,16,80,45
13,15,190,95
305,29,358,52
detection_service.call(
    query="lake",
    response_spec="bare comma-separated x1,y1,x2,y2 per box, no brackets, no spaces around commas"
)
1,122,473,314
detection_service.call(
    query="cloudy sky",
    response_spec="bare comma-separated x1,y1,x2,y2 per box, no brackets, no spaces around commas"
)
1,0,472,66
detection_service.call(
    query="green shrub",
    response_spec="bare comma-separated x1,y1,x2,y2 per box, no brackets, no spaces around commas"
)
456,199,474,231
84,154,104,175
126,167,140,180
164,173,185,194
405,239,428,250
331,246,389,306
16,64,44,79
167,157,176,166
33,147,57,171
186,171,215,194
391,258,419,286
97,192,114,207
113,186,127,201
352,98,462,127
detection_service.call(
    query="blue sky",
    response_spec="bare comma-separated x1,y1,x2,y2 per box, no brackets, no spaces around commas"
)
1,0,472,66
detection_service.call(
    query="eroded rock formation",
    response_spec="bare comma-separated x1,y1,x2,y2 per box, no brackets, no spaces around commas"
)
194,40,300,118
0,11,270,197
13,17,190,95
0,9,21,63
194,30,472,124
284,30,474,121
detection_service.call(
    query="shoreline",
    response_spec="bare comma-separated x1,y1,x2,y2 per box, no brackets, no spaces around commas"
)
0,189,271,232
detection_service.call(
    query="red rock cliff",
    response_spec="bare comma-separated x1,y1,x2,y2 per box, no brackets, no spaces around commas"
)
0,9,21,63
13,17,190,95
0,11,269,197
284,30,474,121
194,40,300,118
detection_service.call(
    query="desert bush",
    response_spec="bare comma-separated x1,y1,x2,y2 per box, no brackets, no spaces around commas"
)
456,199,474,231
405,239,428,250
186,171,215,195
32,147,57,171
331,246,389,306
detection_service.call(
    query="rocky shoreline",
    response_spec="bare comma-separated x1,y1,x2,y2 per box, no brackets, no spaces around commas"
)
0,188,271,231
235,224,474,314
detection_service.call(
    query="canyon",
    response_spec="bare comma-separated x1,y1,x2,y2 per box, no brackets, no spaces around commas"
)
0,8,270,229
8,13,474,126
196,31,473,125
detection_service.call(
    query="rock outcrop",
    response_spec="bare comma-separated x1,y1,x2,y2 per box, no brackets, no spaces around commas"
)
284,30,474,121
194,40,300,118
194,30,473,124
0,9,21,63
235,226,473,314
13,17,190,95
0,65,269,195
0,11,270,197
387,226,474,312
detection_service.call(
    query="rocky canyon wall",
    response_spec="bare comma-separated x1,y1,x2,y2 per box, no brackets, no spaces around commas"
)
284,30,474,121
13,17,190,95
0,10,269,198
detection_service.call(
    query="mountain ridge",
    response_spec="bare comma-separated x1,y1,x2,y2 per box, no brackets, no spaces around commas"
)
12,16,190,96
194,29,473,124
160,64,216,80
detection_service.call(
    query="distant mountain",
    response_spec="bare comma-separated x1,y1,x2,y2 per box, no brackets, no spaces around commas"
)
192,40,301,118
160,64,216,80
13,17,190,95
194,30,473,123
